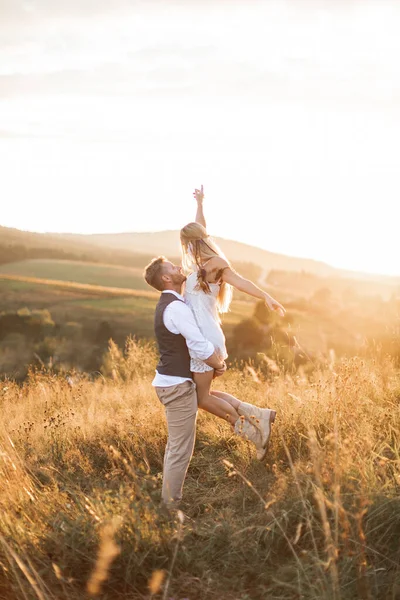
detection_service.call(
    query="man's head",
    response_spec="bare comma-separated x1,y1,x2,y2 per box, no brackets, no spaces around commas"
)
143,256,186,292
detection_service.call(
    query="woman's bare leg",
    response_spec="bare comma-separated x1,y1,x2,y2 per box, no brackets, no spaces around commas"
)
194,371,240,427
195,372,273,457
211,390,241,411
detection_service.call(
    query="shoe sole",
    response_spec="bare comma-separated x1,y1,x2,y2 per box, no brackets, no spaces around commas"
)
257,410,276,461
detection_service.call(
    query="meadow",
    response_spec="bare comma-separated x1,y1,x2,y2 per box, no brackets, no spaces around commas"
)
0,274,256,380
1,259,399,384
1,242,399,598
0,339,399,599
0,260,150,292
0,257,260,346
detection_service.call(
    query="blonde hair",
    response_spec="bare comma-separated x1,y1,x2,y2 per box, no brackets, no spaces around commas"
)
180,222,233,313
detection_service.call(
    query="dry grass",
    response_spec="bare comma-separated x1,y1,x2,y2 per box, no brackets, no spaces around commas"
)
0,340,399,599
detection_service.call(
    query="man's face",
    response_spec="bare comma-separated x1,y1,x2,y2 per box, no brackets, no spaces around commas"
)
162,261,186,287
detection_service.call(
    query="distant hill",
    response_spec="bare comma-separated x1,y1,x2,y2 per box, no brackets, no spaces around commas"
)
1,226,399,290
0,225,158,269
56,230,339,277
54,230,400,284
1,225,338,276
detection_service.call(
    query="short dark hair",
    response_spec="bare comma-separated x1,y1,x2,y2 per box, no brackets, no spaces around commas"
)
143,256,167,291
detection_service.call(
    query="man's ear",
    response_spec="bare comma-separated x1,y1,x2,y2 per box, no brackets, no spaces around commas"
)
161,273,171,285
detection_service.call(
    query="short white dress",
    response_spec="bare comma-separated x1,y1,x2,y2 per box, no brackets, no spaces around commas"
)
184,271,228,373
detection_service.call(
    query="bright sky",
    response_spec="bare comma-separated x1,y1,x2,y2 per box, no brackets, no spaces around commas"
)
0,0,399,276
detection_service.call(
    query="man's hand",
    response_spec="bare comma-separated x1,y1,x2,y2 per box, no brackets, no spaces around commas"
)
213,361,227,378
264,294,286,317
193,184,204,203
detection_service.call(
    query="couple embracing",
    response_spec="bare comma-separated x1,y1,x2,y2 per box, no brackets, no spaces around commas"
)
144,186,285,508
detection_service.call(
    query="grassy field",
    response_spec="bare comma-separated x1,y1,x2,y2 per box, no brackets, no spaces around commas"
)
0,275,255,341
0,259,150,291
0,340,399,599
1,253,398,387
1,266,398,379
0,271,369,370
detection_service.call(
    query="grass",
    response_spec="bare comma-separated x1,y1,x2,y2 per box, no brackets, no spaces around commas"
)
0,340,399,599
0,275,256,344
0,273,158,299
0,259,150,291
1,259,396,362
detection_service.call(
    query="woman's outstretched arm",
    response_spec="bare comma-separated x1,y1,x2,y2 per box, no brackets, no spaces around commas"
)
214,258,286,316
194,185,206,228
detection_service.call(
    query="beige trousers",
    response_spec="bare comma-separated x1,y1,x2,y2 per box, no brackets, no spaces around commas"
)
155,380,198,506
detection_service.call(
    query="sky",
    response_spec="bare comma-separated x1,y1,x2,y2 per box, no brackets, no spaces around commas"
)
0,0,399,276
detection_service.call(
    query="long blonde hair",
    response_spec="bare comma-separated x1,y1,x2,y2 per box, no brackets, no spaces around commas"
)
180,222,233,313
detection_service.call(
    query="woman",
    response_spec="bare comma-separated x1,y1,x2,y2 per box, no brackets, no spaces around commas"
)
181,185,286,460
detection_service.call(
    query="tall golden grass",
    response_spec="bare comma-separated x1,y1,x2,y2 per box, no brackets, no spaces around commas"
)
0,339,399,599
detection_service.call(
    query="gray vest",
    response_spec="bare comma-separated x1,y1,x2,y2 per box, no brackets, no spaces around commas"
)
154,293,192,378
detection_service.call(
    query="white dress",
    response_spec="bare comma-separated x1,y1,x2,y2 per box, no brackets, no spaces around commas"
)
184,272,228,373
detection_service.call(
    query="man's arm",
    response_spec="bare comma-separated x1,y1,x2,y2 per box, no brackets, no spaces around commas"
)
166,301,225,369
194,185,206,228
204,352,226,370
163,300,224,370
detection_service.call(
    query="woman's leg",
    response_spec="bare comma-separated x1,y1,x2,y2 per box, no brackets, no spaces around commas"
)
211,390,241,411
194,372,273,459
213,390,275,422
194,371,240,427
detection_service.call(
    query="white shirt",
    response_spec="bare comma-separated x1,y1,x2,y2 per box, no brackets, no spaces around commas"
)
152,290,215,387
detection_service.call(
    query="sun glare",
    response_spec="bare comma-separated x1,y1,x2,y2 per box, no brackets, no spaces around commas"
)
0,1,399,276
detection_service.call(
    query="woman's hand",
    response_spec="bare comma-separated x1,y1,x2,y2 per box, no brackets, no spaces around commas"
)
264,293,286,317
193,184,206,227
213,361,227,378
193,185,204,203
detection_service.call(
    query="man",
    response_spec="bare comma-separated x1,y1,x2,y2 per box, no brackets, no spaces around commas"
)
144,256,226,507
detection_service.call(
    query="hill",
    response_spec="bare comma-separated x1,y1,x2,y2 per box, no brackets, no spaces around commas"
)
0,226,260,284
55,229,400,285
0,225,158,269
2,225,400,291
57,229,340,277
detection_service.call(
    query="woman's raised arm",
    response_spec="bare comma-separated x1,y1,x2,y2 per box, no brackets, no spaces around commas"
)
194,185,206,229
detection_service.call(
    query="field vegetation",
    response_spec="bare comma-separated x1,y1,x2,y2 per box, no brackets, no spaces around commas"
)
0,228,399,598
0,260,150,291
1,256,399,381
0,340,399,599
0,274,258,380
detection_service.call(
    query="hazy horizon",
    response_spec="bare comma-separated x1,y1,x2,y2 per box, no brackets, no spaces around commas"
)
3,221,399,281
1,0,399,276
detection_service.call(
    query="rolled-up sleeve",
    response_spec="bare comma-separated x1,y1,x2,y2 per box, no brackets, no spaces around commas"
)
166,301,214,360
